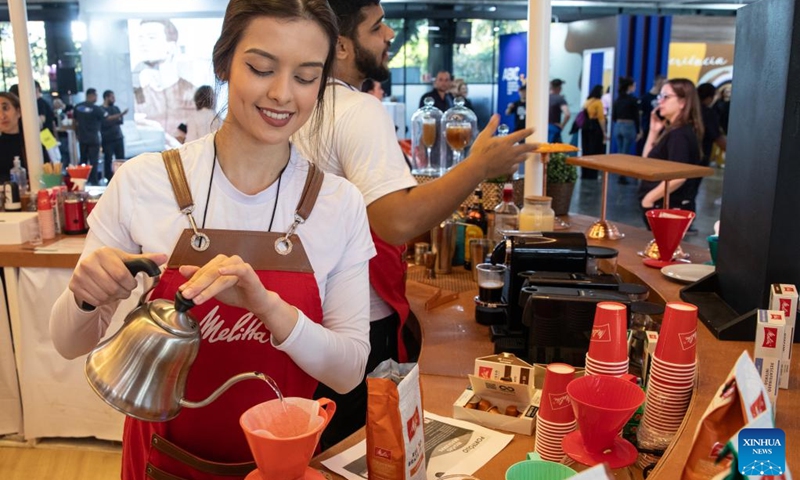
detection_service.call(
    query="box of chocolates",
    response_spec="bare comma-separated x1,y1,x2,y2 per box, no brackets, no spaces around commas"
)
769,283,797,390
452,374,540,435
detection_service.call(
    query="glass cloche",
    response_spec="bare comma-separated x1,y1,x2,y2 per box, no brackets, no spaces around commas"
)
441,97,478,170
410,97,444,176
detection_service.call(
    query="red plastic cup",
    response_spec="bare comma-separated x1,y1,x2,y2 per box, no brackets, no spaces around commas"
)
538,363,577,423
566,375,645,454
645,209,695,261
587,302,628,363
654,302,698,364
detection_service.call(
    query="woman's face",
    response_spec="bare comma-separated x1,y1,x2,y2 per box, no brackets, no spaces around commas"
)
224,16,328,146
657,84,685,122
458,83,468,97
0,98,21,134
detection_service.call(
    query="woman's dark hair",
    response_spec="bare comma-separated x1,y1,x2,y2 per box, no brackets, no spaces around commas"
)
361,79,377,93
618,77,634,95
588,85,604,99
660,78,704,148
211,0,339,132
193,85,215,110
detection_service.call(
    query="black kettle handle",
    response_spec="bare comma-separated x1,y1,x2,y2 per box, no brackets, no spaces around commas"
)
81,258,163,311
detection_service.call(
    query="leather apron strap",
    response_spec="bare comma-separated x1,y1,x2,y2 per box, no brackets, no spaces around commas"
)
146,434,254,479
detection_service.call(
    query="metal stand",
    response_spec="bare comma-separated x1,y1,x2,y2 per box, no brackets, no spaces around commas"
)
586,171,624,240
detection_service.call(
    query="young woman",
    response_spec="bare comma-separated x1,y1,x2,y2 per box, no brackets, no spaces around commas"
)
49,1,374,479
0,92,28,182
639,78,704,218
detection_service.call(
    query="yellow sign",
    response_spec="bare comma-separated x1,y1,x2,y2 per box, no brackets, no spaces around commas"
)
668,43,734,85
40,128,58,150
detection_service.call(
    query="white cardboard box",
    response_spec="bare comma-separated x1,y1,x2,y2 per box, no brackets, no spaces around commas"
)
754,309,785,409
641,331,659,388
769,284,797,389
0,212,38,245
474,353,534,386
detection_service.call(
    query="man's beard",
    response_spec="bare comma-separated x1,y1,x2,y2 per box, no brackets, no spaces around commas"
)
353,38,389,82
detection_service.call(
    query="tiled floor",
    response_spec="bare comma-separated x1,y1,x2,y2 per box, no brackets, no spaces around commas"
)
568,166,724,248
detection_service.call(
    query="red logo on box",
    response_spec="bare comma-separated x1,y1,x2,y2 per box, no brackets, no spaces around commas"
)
549,393,572,410
406,408,421,440
780,298,792,317
770,313,782,321
679,330,697,350
785,286,796,293
591,324,611,342
763,327,779,348
750,392,767,417
478,366,493,379
374,447,392,460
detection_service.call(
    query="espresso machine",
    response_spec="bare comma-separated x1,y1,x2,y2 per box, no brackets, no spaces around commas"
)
480,232,628,366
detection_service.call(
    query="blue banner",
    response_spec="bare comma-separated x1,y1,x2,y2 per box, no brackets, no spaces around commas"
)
498,33,527,131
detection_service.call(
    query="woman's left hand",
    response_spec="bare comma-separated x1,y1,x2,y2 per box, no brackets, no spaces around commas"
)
177,254,274,315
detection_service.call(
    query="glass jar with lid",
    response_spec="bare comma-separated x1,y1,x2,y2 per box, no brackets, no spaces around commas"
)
441,97,478,170
518,195,555,232
410,97,444,175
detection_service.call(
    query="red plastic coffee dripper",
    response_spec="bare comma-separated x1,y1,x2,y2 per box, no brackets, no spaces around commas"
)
644,209,695,268
241,397,336,480
561,375,645,469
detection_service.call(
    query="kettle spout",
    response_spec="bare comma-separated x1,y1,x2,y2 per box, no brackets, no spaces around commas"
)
179,372,272,409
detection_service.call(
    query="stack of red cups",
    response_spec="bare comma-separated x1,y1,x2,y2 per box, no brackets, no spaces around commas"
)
534,363,578,464
584,302,629,377
636,302,698,468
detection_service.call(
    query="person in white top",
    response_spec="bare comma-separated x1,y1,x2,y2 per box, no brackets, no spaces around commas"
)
293,0,537,450
49,1,374,478
185,85,223,143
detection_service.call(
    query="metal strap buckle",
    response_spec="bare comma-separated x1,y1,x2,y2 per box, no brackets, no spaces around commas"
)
185,211,210,252
274,214,305,256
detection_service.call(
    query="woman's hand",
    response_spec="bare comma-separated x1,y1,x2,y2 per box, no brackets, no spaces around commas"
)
650,108,665,134
178,254,275,316
70,247,168,308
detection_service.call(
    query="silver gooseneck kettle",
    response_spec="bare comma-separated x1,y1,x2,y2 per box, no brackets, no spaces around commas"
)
84,258,267,422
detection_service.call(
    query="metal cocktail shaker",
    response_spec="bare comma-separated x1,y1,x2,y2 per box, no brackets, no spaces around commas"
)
431,219,456,274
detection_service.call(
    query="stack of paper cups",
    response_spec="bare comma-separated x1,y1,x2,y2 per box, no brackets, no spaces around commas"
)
534,363,578,464
585,302,629,377
637,302,698,461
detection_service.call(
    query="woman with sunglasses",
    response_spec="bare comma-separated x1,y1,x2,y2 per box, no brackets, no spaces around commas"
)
638,78,704,222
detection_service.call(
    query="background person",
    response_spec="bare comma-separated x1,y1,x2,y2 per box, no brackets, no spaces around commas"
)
638,75,666,154
49,1,373,478
580,84,607,179
451,78,474,111
697,82,727,165
184,85,222,143
639,78,704,227
419,70,454,112
101,90,128,183
360,78,384,101
506,83,526,133
548,78,570,143
74,88,108,185
611,76,639,184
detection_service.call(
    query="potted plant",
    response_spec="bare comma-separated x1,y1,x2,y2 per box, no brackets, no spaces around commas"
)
546,152,578,216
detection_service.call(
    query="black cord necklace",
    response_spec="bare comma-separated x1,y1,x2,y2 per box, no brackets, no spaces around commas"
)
202,138,287,232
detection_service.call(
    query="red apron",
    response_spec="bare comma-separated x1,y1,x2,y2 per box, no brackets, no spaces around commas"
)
122,151,326,480
368,231,410,362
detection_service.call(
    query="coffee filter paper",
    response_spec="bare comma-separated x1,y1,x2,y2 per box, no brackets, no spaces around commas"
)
243,398,323,439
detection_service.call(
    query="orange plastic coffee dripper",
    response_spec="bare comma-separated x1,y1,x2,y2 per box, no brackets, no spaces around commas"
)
561,375,645,469
646,209,695,262
240,397,336,480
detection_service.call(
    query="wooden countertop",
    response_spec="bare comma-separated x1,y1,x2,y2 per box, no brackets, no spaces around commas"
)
567,154,715,181
0,235,82,269
312,214,799,479
1,220,795,476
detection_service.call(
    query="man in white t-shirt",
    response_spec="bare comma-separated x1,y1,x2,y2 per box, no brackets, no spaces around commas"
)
293,0,536,449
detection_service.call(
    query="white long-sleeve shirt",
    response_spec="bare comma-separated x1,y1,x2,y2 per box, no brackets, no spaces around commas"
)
49,134,375,393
